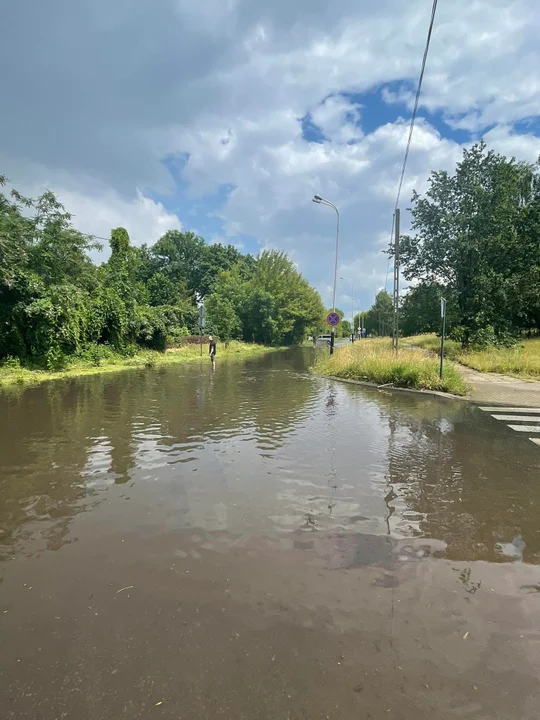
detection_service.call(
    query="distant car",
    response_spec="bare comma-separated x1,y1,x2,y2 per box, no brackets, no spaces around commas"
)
316,334,332,346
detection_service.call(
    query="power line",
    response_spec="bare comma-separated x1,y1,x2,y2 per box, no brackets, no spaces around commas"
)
395,0,438,211
385,0,439,292
0,228,112,244
79,231,112,244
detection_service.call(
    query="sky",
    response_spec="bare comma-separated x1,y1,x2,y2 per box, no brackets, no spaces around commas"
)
1,0,540,314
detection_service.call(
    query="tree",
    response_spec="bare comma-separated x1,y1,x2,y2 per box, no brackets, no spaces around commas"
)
400,282,456,337
0,176,326,363
399,142,540,345
354,311,367,334
207,250,324,345
198,243,245,298
151,230,206,299
341,319,352,338
205,265,246,342
365,291,393,336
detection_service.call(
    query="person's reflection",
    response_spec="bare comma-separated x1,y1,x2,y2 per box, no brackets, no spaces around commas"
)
324,386,338,515
324,386,337,417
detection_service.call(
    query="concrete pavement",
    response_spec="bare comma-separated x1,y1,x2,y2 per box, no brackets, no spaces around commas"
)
458,364,540,406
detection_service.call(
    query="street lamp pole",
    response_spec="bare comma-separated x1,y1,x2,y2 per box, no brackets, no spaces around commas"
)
340,276,354,342
313,195,339,355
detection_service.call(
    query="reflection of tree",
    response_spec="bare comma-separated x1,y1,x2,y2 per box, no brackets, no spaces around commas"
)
381,397,540,564
0,351,317,558
0,380,104,557
153,352,316,454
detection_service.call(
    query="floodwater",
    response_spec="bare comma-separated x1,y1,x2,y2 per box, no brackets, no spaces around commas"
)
1,349,540,719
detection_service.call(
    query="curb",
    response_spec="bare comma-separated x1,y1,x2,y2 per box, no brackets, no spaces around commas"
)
324,375,468,402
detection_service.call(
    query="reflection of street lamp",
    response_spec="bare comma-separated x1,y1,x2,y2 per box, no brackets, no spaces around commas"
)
313,194,339,355
340,276,354,342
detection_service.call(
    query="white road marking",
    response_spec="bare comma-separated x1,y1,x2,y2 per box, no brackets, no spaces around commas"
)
480,407,540,413
492,415,540,422
480,407,540,448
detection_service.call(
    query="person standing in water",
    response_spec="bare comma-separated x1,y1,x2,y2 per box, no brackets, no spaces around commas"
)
208,335,216,370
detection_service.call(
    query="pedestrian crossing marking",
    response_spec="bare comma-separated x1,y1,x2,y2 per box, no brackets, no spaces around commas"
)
491,415,540,423
480,407,540,413
479,407,540,447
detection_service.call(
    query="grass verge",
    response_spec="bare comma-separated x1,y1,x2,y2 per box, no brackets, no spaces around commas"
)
0,341,275,388
407,334,540,379
312,339,468,395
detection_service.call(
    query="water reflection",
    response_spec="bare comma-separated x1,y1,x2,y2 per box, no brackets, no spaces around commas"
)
380,394,540,563
0,352,319,556
3,350,540,720
1,349,540,565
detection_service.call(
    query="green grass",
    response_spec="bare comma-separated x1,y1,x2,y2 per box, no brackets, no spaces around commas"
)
407,334,540,379
0,341,275,388
312,339,468,395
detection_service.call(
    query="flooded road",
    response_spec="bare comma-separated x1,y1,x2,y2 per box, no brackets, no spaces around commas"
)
1,349,540,719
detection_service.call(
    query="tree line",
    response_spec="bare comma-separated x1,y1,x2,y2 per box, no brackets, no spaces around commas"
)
357,143,540,345
396,142,540,345
0,176,325,368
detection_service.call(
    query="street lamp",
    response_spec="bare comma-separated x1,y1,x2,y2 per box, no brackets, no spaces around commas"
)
340,275,355,342
312,195,340,355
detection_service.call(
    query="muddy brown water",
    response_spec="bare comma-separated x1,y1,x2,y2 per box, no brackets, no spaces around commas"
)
1,349,540,719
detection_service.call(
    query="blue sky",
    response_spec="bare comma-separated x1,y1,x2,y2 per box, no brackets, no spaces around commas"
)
1,0,539,312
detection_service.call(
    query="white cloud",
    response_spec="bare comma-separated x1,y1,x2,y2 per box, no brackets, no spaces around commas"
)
1,0,540,305
0,158,181,259
482,126,540,163
310,95,362,144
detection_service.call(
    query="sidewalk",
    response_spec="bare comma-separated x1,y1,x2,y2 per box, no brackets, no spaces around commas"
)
458,365,540,406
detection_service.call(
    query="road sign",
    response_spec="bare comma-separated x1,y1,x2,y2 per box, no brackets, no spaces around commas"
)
440,297,446,318
198,305,206,328
326,312,340,327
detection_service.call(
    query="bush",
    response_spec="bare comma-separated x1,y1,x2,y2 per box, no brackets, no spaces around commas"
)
166,326,190,347
45,346,68,371
2,356,21,370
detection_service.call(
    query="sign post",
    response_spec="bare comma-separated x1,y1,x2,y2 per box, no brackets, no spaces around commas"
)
439,298,447,379
326,312,340,355
198,305,206,357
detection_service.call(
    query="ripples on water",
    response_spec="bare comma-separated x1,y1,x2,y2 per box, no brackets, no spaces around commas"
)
1,348,540,564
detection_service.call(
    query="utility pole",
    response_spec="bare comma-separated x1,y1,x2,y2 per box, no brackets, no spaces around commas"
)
392,208,400,354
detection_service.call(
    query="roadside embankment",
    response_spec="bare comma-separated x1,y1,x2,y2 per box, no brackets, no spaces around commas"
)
407,334,540,380
0,341,274,388
312,339,468,396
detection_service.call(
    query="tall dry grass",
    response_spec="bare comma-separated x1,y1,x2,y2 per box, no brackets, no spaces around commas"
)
313,339,468,395
408,334,540,378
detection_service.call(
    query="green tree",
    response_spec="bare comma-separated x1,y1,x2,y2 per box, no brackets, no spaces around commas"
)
341,319,352,338
205,265,246,342
400,283,456,337
151,230,206,299
1,176,326,364
207,250,324,345
354,311,367,334
198,243,245,298
0,179,100,363
365,291,393,336
399,142,540,345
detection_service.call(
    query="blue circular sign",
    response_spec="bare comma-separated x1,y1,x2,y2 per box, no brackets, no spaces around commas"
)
326,312,340,327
